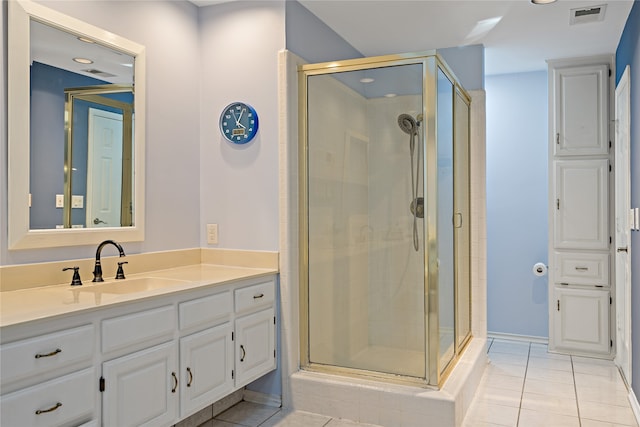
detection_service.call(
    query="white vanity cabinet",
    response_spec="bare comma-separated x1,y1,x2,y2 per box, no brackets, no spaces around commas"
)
0,325,98,427
102,342,179,427
0,273,277,427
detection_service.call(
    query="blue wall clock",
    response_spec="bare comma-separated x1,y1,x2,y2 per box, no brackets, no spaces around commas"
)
219,102,259,144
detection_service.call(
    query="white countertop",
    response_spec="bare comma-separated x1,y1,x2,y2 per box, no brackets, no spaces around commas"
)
0,264,277,328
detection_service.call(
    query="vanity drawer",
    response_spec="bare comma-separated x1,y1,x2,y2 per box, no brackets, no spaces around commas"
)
234,280,275,314
554,251,609,287
179,290,232,331
102,305,175,354
0,325,94,390
0,367,96,427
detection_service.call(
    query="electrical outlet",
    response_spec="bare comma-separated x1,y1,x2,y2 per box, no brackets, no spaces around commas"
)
207,224,219,244
55,194,64,208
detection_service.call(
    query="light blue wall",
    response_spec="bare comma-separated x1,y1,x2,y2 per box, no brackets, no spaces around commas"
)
615,0,640,399
486,71,549,338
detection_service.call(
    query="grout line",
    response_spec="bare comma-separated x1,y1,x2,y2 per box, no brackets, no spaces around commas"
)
515,342,531,427
570,355,582,427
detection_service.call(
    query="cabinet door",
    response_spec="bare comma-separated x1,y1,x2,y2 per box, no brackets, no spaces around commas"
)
553,64,608,156
554,160,609,250
553,287,610,354
179,323,233,418
102,341,178,427
235,308,275,388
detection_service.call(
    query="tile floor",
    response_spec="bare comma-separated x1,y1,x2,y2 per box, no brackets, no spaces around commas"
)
199,339,638,427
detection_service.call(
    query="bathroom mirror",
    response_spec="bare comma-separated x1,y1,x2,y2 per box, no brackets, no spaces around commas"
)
8,0,146,249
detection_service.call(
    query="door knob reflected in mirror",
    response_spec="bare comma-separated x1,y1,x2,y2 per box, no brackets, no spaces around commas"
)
93,218,106,225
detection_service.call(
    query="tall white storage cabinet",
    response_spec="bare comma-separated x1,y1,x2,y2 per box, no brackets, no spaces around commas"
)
548,57,614,357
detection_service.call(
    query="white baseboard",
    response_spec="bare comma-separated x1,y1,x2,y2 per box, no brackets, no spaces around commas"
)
487,331,549,345
629,388,640,424
243,389,282,408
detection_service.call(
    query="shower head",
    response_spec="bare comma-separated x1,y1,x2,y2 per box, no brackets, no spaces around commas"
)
398,113,418,135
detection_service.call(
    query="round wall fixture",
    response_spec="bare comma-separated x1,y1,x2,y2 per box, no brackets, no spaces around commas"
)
219,102,259,144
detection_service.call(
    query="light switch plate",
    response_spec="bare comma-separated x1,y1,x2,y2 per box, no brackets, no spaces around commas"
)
635,208,640,231
72,195,84,209
207,224,219,244
55,194,64,208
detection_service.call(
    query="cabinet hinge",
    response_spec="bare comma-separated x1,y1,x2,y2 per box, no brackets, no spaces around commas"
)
609,69,612,77
610,297,613,304
609,141,612,149
99,377,105,392
609,164,612,172
232,332,234,341
560,282,569,286
556,133,560,144
611,339,614,347
274,316,276,325
274,349,276,358
557,300,560,311
556,199,560,210
610,236,613,245
232,370,235,379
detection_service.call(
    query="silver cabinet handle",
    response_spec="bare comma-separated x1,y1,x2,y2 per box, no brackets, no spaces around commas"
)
35,348,62,359
35,402,62,415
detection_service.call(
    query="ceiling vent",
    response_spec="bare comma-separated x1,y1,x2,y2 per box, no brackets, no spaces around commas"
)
570,4,607,25
82,69,116,78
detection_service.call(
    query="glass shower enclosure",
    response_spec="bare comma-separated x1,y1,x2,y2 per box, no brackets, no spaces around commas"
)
299,52,471,387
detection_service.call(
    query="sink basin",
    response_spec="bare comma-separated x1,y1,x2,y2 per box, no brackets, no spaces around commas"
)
79,277,188,295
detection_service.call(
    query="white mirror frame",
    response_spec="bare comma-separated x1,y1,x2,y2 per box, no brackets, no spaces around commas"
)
8,0,146,250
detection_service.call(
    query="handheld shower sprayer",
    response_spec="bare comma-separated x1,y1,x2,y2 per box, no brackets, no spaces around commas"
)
397,113,423,252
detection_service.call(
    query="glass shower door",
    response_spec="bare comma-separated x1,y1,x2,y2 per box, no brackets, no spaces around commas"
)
305,63,426,379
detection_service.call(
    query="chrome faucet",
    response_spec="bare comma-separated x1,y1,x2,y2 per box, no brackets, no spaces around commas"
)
92,240,126,282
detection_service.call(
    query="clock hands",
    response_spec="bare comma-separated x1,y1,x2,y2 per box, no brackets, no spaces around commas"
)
231,108,247,129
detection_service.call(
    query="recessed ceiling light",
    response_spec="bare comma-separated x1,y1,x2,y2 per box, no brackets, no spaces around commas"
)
73,57,93,64
360,77,375,83
77,36,95,44
531,0,557,4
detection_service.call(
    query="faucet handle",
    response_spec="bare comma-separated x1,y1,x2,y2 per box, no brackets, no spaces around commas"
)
115,262,128,280
62,266,83,286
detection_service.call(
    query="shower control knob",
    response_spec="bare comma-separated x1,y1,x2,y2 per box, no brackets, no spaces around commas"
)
410,197,424,218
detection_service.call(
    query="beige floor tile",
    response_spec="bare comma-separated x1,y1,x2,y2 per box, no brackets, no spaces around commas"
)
215,401,280,427
525,366,575,384
259,410,332,427
574,372,627,390
199,419,238,427
489,340,530,355
325,419,380,427
481,372,525,391
579,402,638,426
576,384,632,406
527,355,573,372
523,377,576,398
521,391,578,417
581,419,639,427
517,408,580,427
487,352,529,367
485,360,527,378
474,383,522,408
463,399,519,426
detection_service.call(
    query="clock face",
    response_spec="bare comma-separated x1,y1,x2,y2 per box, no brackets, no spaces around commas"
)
219,102,259,144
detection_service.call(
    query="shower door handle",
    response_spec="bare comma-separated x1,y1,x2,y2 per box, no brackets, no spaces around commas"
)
454,213,463,228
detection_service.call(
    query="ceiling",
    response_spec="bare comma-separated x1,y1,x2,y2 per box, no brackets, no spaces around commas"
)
192,0,634,76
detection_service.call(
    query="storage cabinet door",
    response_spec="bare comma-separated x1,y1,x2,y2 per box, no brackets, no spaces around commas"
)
554,160,609,250
102,341,178,427
554,64,608,156
553,287,610,354
234,308,275,388
179,323,233,418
